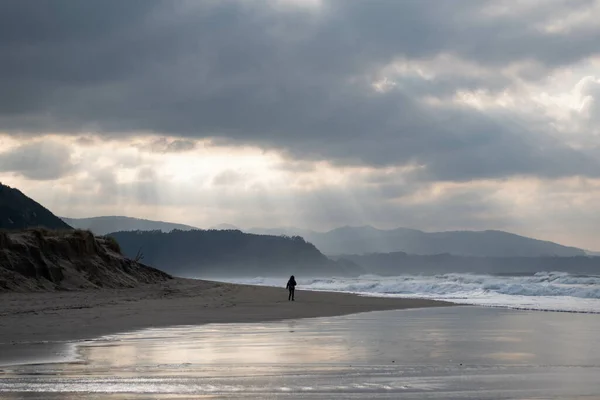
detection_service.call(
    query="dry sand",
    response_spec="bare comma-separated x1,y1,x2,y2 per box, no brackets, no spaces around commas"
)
0,278,452,344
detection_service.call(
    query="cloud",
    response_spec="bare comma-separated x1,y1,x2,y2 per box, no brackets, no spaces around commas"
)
139,138,197,154
74,136,98,147
3,135,600,248
212,170,246,186
0,141,76,180
136,166,158,182
1,0,599,182
3,0,600,249
579,76,600,125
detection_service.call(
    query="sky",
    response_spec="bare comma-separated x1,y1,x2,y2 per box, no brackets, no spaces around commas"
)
1,0,600,249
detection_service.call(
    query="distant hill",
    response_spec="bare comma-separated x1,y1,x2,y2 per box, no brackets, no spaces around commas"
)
109,229,363,278
0,183,72,230
247,225,585,257
338,252,600,276
62,216,197,235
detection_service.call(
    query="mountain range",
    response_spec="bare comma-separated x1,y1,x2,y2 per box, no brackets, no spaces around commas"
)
57,214,590,257
246,225,586,257
0,183,597,281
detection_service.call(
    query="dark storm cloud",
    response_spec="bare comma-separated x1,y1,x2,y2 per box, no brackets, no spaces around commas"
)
1,0,600,181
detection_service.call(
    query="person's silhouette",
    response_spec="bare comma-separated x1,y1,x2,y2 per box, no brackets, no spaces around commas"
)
286,275,297,301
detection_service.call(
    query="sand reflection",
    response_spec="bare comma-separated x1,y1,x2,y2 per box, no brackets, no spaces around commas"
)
3,308,600,399
76,307,600,370
80,322,364,368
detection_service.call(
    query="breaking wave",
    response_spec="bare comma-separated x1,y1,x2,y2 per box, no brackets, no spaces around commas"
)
222,272,600,314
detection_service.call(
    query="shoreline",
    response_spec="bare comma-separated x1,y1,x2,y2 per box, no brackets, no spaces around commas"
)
0,278,453,346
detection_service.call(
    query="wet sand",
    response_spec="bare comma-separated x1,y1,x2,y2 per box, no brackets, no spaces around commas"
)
2,307,600,399
0,278,450,345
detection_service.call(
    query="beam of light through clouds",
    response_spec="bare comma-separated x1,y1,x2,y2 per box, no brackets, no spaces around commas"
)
0,0,599,249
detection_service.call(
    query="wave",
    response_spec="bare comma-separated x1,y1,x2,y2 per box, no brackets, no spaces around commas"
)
220,272,600,314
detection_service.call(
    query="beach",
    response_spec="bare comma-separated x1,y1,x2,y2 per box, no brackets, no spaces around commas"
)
3,279,600,398
2,307,600,399
0,278,450,345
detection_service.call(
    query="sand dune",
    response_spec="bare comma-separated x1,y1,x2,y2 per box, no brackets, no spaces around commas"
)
0,229,170,291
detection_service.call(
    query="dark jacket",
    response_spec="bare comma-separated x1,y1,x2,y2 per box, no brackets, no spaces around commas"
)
286,278,297,290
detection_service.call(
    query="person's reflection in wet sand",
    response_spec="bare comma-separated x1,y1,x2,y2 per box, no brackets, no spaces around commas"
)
288,320,297,333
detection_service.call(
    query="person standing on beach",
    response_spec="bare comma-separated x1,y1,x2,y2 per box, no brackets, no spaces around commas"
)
286,275,297,301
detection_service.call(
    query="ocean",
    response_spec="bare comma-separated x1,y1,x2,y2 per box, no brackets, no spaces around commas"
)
220,271,600,313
